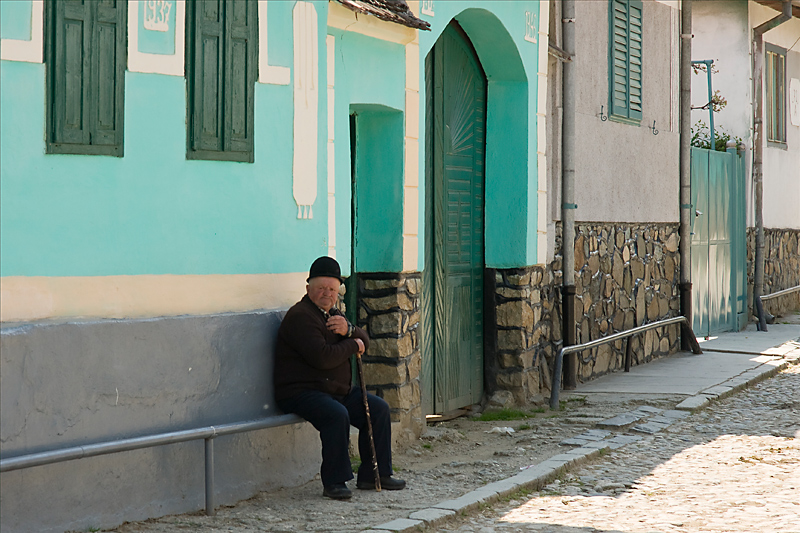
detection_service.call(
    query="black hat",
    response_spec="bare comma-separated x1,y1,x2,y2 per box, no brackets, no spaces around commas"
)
307,256,343,283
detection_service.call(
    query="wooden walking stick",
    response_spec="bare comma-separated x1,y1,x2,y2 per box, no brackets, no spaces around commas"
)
355,351,381,492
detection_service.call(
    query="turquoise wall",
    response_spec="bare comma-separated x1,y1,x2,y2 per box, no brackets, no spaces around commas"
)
1,0,543,280
417,2,541,268
351,106,404,272
0,1,333,278
0,1,33,41
329,29,406,275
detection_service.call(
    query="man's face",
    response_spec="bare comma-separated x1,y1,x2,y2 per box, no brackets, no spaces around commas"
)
307,276,341,312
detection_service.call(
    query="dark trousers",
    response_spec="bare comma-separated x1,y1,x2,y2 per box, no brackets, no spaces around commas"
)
276,388,392,487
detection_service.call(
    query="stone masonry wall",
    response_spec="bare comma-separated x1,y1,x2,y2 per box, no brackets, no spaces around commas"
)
355,273,423,443
488,222,682,404
747,228,800,318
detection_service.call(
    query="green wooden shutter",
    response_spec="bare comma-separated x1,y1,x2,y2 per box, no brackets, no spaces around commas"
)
90,0,125,154
224,0,256,159
51,0,91,146
48,0,125,156
191,0,224,152
187,0,256,162
609,0,642,123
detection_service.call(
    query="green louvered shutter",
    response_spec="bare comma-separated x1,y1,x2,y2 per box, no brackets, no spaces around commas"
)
91,0,125,152
609,0,642,123
224,0,256,159
48,0,125,156
191,0,225,153
187,0,256,162
51,0,91,146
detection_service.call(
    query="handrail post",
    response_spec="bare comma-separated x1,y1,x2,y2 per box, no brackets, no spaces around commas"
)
205,437,215,516
550,347,565,410
624,337,632,372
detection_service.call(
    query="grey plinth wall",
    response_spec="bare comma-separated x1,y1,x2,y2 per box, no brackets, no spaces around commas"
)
0,312,319,533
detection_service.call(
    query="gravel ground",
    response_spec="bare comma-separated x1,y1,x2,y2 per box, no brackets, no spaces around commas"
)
107,393,684,533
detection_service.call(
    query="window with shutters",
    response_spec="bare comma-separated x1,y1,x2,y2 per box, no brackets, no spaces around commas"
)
608,0,642,124
766,44,787,145
45,0,126,157
186,0,257,163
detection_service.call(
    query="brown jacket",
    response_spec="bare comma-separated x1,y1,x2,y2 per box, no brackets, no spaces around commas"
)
274,295,370,400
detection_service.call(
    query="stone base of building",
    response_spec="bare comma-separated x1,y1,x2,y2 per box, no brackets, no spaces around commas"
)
747,228,800,318
486,222,682,404
354,272,424,444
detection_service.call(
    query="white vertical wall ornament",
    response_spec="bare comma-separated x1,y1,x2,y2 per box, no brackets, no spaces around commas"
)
789,78,799,127
670,6,679,132
327,35,337,258
403,34,421,272
421,0,434,17
257,1,291,85
525,11,538,44
293,1,319,220
0,0,44,63
128,0,185,76
536,1,550,264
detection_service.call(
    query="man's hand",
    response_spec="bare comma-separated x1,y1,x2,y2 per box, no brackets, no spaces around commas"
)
354,338,365,356
326,314,349,336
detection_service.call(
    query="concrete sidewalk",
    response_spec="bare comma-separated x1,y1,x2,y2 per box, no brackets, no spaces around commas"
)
366,321,800,533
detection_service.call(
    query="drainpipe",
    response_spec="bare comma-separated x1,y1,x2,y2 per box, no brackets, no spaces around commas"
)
561,0,577,389
679,0,693,349
752,0,791,332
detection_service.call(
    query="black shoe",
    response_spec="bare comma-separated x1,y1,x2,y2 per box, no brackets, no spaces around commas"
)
323,483,352,500
356,476,406,491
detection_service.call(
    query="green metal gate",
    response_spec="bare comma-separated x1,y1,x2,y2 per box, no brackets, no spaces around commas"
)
690,146,746,337
423,22,486,414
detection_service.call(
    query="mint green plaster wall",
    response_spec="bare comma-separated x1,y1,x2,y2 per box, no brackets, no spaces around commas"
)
416,3,541,269
328,29,405,275
0,0,33,41
0,1,332,278
351,106,404,272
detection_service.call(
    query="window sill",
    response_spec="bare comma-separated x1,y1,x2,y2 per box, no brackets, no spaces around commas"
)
767,140,788,151
609,114,641,127
186,150,254,163
46,143,123,157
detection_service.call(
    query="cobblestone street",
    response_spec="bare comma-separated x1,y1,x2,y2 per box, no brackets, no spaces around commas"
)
438,364,800,533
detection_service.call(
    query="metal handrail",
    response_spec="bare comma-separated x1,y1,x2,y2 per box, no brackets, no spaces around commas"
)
756,284,800,332
0,413,303,515
550,315,702,409
760,284,800,302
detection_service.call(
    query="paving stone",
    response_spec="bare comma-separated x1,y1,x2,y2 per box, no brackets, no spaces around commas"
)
701,385,733,397
597,411,648,428
370,518,424,532
661,409,690,419
676,394,712,411
433,487,499,511
634,405,663,414
408,508,455,522
559,437,590,446
631,421,671,434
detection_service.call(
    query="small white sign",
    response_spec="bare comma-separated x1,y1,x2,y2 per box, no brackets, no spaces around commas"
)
790,78,800,127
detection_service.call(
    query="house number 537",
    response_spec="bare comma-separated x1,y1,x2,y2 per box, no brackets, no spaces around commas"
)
144,0,171,32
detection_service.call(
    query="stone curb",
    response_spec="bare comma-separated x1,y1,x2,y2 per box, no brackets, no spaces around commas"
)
676,352,800,412
364,446,608,532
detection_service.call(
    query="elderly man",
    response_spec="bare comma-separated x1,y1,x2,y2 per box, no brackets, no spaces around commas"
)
274,256,405,500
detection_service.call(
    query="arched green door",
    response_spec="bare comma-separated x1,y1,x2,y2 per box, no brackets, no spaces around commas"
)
426,22,486,413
